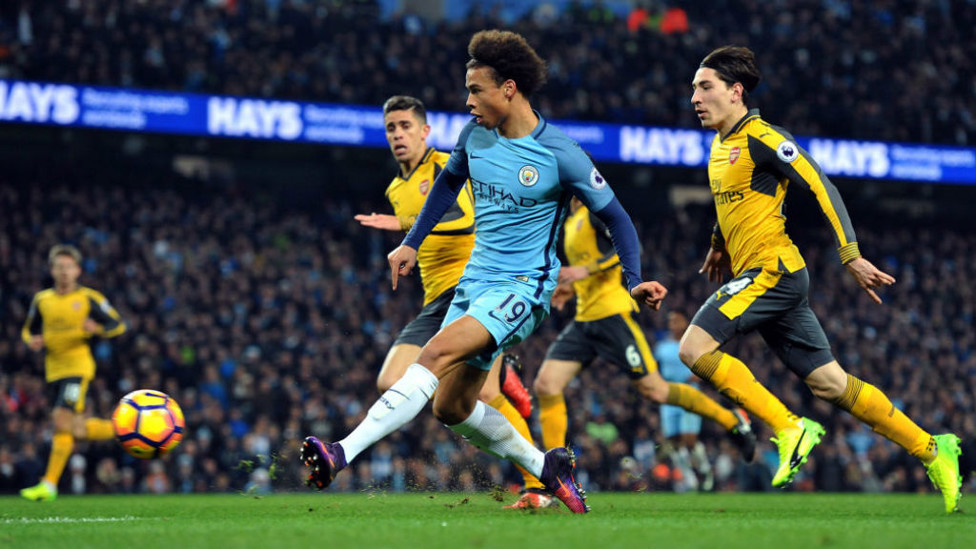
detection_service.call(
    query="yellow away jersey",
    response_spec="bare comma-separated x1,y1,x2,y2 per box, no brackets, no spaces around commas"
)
707,109,860,276
21,286,126,381
562,205,638,321
386,148,476,305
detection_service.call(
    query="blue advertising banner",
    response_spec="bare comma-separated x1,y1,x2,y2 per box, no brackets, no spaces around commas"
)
2,79,974,185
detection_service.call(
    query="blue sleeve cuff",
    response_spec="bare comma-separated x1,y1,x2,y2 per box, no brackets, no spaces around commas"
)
592,197,643,291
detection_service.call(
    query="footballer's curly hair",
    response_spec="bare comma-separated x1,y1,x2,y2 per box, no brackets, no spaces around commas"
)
466,30,547,98
382,95,427,124
700,46,761,106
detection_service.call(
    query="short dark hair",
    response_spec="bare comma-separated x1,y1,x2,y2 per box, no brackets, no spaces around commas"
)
466,30,547,98
382,95,427,124
48,244,82,266
700,46,761,105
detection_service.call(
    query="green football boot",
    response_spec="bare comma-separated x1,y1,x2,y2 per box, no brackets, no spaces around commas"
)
771,417,825,488
926,434,962,513
20,481,58,502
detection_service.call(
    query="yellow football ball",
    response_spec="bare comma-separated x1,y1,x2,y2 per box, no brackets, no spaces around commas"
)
112,390,185,459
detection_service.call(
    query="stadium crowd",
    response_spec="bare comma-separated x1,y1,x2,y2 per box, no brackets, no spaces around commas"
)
1,161,973,497
1,0,974,145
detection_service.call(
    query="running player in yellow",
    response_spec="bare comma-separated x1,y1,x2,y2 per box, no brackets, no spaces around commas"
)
354,95,547,507
674,45,960,512
535,197,755,464
20,244,126,501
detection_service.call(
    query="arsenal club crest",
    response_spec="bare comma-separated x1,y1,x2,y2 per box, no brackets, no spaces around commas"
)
729,146,740,165
418,179,430,195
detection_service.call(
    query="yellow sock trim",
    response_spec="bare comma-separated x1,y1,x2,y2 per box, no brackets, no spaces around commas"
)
43,432,74,486
537,393,568,451
487,395,545,490
85,418,115,441
692,350,798,434
833,374,933,461
666,383,737,431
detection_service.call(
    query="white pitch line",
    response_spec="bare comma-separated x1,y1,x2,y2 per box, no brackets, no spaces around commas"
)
1,515,147,524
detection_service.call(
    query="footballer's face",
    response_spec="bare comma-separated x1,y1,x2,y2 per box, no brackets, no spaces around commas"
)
465,66,510,130
50,254,81,289
385,109,430,168
691,67,743,133
667,311,688,338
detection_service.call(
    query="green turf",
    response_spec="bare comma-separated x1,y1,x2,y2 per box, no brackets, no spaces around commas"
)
2,491,972,549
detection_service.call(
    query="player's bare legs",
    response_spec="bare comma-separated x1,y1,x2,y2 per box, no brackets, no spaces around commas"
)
679,324,822,486
304,315,586,512
378,342,529,414
679,325,799,432
22,404,114,501
375,339,542,496
21,408,77,501
633,369,755,461
804,360,957,510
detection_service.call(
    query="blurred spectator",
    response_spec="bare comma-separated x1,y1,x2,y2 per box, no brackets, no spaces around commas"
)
245,467,272,495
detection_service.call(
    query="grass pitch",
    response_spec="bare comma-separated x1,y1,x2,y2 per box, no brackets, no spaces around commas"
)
2,491,972,549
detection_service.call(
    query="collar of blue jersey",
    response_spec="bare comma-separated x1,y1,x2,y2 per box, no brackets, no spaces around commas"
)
720,108,761,142
490,110,547,140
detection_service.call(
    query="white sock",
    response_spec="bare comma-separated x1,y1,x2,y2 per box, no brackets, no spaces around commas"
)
449,400,545,477
339,363,438,462
674,446,696,492
692,441,712,473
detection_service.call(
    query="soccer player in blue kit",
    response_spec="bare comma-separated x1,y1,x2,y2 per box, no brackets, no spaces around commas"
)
302,30,666,513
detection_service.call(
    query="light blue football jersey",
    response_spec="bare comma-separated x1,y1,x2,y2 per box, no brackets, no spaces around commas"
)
445,114,615,298
655,338,691,383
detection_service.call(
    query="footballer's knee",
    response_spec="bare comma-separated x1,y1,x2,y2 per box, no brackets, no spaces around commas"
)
72,418,88,439
375,373,397,394
417,341,463,376
432,399,474,426
805,361,847,401
678,340,707,369
533,359,578,396
808,380,845,401
678,325,719,368
635,372,669,403
52,408,75,435
533,374,559,397
477,384,499,402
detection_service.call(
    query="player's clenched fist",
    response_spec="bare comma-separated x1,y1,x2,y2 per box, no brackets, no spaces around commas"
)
630,281,668,310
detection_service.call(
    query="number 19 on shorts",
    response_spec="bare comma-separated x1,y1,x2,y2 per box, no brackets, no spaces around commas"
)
493,293,528,324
